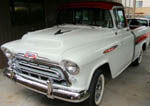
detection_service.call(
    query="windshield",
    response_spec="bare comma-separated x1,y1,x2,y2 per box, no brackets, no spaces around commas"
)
128,19,148,26
57,8,113,28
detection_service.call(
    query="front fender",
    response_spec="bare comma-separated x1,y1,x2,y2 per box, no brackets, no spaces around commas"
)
62,47,111,91
61,40,117,91
86,59,110,90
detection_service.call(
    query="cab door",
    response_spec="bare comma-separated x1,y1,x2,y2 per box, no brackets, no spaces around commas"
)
111,7,134,76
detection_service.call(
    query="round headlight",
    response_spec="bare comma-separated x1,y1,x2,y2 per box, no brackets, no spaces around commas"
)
1,47,13,59
5,50,12,58
62,60,80,75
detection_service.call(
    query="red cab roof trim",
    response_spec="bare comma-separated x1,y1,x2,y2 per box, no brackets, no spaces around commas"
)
61,1,123,10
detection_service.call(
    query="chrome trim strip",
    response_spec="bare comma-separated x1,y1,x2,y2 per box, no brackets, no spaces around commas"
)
15,53,61,68
18,62,61,77
14,72,47,84
18,67,62,81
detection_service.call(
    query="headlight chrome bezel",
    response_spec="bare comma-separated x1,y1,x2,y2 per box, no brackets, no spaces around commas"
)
1,47,14,71
1,47,13,59
61,60,80,75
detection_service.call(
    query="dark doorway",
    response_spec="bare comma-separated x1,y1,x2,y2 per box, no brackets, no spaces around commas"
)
10,0,46,31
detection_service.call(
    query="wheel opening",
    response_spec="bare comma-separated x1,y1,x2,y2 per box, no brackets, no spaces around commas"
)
142,43,146,51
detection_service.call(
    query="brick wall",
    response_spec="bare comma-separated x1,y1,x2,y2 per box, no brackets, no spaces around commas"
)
136,7,150,16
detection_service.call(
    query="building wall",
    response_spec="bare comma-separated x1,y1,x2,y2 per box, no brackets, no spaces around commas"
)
121,0,133,18
0,0,13,68
143,0,150,7
0,0,35,68
122,0,134,7
136,0,150,7
136,7,150,16
136,0,150,17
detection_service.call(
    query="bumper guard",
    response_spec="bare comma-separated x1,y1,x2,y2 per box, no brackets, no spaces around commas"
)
4,70,89,103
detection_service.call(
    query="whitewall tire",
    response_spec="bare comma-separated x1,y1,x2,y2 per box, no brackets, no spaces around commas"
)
84,70,105,106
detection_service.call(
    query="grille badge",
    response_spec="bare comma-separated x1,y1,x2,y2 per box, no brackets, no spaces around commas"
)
24,52,37,59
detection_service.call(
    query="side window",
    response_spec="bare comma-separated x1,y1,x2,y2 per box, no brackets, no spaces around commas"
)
114,8,126,28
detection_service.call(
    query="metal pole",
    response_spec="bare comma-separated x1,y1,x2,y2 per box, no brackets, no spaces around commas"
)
125,0,127,8
128,0,131,17
133,0,136,18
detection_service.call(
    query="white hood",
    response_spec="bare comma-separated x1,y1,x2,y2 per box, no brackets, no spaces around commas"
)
2,25,114,62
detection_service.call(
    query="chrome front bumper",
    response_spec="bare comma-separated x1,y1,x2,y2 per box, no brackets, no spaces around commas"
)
5,70,89,103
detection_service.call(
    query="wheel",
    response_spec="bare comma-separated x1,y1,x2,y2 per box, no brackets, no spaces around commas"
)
133,49,143,65
84,70,105,106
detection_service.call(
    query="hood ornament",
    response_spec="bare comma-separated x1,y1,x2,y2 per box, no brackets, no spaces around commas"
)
54,29,71,35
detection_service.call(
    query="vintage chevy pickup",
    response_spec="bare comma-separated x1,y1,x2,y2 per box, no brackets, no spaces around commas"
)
1,2,150,106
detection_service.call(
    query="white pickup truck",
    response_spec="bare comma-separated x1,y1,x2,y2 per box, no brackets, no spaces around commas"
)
1,2,150,106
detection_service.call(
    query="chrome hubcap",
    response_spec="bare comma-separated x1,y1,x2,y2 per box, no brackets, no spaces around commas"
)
95,74,104,105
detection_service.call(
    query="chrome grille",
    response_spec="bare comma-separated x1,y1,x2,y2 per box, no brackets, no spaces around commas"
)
13,54,67,84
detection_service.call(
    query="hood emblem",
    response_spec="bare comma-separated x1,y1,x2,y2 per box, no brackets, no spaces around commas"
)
24,52,37,59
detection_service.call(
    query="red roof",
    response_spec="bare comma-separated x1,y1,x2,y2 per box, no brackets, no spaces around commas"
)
61,1,123,10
